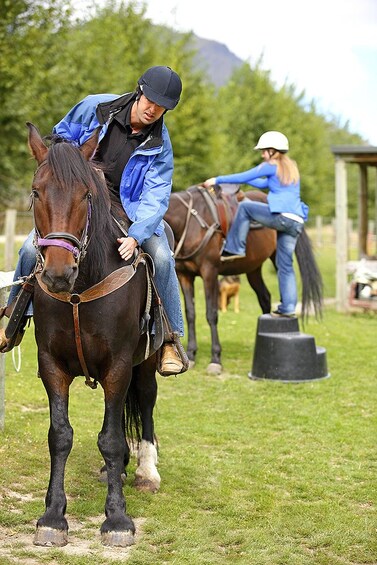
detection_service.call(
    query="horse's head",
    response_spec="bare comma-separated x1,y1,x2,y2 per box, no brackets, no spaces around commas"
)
27,122,101,293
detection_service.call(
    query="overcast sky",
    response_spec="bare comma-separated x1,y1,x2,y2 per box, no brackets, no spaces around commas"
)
139,0,377,145
76,0,377,145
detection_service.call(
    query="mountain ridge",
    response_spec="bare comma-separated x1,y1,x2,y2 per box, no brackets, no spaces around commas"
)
191,35,244,87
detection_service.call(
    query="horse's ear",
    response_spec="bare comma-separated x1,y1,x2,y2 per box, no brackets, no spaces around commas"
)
26,122,48,164
80,126,101,161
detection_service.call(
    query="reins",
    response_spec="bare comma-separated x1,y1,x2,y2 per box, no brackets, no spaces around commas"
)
173,187,222,260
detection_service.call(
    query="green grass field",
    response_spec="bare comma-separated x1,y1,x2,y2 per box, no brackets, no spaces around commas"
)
0,239,376,564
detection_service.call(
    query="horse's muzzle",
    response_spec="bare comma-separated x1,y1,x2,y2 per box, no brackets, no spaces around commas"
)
41,265,78,294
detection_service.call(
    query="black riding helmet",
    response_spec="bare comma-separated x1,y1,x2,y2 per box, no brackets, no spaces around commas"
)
137,66,182,110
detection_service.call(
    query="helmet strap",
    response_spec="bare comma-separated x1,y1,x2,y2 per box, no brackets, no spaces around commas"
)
136,86,142,101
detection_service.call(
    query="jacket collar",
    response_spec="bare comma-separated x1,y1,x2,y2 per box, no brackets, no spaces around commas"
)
96,91,164,142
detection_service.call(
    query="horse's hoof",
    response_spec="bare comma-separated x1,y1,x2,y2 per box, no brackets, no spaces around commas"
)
101,529,135,547
134,476,160,493
207,363,222,375
188,359,195,369
34,526,68,547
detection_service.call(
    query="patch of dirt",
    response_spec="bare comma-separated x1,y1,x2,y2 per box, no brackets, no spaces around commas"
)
0,515,145,563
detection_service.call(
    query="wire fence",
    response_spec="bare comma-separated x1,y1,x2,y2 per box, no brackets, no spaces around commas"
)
1,210,369,246
0,210,33,237
1,209,376,267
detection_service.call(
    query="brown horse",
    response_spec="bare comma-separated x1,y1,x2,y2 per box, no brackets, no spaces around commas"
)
27,123,162,548
164,185,323,373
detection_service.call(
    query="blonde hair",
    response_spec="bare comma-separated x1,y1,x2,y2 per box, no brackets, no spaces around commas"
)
272,152,300,185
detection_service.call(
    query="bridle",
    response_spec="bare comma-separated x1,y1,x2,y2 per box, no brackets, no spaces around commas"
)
31,161,93,265
35,194,92,263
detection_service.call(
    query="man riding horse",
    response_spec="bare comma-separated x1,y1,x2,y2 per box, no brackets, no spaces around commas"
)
0,66,188,376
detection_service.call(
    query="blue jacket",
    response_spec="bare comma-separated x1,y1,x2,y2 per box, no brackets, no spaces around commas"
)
53,92,174,245
216,162,309,221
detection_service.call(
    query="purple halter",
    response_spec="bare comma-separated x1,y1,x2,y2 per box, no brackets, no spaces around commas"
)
34,193,92,264
37,234,82,260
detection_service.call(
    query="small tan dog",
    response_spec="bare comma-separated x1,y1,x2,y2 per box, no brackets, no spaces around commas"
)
218,275,241,313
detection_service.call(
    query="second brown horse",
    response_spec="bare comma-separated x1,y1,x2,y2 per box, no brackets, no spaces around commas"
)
164,185,323,373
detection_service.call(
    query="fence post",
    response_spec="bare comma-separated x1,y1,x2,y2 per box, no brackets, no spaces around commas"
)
5,209,17,270
315,215,323,248
0,288,5,431
1,208,17,431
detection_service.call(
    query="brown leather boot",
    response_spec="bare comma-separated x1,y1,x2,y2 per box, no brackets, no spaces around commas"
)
158,334,189,377
159,343,184,376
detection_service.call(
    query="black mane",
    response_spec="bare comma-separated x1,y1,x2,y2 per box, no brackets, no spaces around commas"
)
47,139,120,283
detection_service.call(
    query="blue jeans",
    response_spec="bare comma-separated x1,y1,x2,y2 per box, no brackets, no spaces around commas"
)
7,229,184,336
142,231,184,336
224,200,304,314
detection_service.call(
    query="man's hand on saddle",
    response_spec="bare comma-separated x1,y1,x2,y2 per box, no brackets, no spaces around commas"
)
202,177,216,189
117,236,138,261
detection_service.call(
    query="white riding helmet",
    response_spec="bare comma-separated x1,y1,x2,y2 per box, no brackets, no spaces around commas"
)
254,131,289,152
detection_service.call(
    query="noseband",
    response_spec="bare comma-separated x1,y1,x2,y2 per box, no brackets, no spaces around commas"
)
37,230,86,261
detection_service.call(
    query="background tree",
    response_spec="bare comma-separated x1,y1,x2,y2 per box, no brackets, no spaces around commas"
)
0,0,73,206
0,0,214,205
0,0,370,220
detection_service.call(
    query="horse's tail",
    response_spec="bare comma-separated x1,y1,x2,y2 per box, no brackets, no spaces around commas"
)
125,371,142,444
295,228,323,320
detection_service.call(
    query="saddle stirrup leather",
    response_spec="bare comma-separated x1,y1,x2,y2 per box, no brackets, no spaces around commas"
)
2,277,35,352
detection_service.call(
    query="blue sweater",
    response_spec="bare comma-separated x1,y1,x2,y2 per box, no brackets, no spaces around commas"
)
216,162,308,221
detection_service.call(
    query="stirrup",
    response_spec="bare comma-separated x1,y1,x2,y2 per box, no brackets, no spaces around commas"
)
0,303,22,353
1,277,34,353
1,320,28,353
157,334,189,377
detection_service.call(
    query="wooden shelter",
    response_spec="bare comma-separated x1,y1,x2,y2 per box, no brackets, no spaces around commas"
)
331,146,377,311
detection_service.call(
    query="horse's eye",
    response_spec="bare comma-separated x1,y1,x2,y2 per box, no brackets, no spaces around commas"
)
32,189,39,199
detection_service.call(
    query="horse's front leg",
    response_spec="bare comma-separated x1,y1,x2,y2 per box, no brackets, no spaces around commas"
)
98,368,135,547
34,365,73,547
131,359,160,493
202,266,222,374
177,272,197,366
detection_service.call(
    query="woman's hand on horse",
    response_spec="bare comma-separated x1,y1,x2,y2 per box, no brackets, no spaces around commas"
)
203,177,216,188
117,237,138,261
